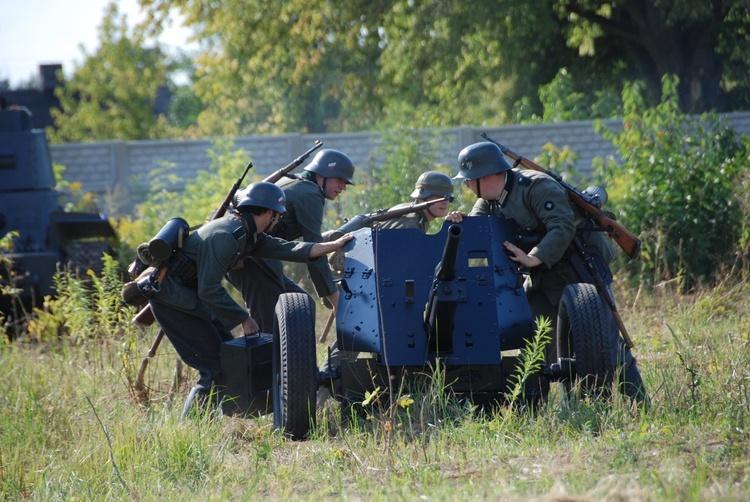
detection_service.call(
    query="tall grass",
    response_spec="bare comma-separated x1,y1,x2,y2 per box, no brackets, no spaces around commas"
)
1,269,749,500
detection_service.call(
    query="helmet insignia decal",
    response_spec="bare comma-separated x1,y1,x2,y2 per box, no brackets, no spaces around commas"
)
327,162,337,169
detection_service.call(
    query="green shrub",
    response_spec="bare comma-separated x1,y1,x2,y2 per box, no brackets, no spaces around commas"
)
596,76,749,289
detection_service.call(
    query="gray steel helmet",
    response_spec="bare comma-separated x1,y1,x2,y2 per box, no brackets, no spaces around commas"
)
236,181,287,214
410,171,455,201
455,142,512,180
304,149,355,184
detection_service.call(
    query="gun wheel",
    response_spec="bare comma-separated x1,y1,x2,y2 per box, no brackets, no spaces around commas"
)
272,292,317,440
556,283,612,399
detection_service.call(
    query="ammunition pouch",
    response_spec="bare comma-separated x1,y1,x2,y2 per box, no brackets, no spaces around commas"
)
121,267,162,307
168,251,198,288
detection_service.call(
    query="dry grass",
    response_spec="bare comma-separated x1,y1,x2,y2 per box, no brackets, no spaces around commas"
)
1,276,749,500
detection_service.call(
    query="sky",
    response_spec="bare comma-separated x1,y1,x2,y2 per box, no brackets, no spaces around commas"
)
0,0,192,87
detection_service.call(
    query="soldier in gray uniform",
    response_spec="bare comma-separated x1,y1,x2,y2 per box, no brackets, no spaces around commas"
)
227,149,355,334
376,171,455,232
148,182,353,411
448,142,646,402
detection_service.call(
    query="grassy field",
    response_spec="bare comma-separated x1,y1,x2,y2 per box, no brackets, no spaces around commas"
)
1,276,749,500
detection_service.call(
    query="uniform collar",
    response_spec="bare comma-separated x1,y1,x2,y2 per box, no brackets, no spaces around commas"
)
496,170,514,207
234,208,258,241
416,208,429,232
299,170,324,196
486,170,514,212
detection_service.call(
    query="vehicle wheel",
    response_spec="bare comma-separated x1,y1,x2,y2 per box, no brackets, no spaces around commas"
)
65,241,114,276
556,283,612,398
272,292,318,440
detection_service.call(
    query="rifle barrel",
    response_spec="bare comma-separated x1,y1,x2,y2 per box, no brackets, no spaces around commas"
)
263,140,323,183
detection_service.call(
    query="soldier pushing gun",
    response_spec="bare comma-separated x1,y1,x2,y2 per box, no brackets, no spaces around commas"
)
124,170,354,416
447,139,647,403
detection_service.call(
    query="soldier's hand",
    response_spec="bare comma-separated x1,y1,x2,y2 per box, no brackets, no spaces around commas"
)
503,241,542,268
446,211,467,223
332,233,354,248
309,233,355,259
242,316,260,336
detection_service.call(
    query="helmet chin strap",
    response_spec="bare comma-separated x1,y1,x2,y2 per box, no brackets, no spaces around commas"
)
425,202,438,219
476,179,482,200
268,210,284,234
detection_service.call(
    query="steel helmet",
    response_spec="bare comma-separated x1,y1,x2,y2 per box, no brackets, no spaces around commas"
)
304,149,355,184
410,171,455,201
455,142,512,180
236,182,287,214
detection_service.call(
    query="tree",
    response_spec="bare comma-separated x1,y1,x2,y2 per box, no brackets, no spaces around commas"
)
559,0,750,113
140,0,750,134
49,2,173,143
142,0,385,136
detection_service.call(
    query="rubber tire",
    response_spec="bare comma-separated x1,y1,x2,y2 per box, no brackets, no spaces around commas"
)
65,241,114,276
556,283,612,398
272,292,318,440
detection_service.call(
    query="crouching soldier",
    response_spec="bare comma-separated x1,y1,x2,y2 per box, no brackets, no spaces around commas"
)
376,171,455,231
448,142,647,403
227,149,355,334
146,182,353,414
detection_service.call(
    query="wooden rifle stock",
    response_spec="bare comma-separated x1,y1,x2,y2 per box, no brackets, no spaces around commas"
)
479,133,641,260
132,162,254,327
263,140,323,184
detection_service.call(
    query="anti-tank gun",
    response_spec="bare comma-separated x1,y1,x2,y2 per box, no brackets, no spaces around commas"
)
328,217,539,405
203,212,632,440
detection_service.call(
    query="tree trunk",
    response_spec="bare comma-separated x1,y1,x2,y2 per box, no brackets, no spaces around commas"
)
568,0,731,113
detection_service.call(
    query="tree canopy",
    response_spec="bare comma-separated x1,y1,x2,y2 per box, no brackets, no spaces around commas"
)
49,3,174,143
52,0,750,140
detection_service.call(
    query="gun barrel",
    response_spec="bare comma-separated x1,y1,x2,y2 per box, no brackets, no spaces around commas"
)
436,224,462,281
425,224,463,354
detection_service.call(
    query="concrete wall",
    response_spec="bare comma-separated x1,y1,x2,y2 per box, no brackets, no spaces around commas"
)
49,112,750,216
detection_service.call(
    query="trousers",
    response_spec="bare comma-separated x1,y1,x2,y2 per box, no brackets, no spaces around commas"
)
150,300,234,389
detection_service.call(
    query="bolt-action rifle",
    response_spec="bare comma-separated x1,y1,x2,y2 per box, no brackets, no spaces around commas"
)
263,140,323,184
325,196,452,240
480,132,641,260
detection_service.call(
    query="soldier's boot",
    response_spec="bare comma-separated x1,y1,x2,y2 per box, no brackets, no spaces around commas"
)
618,361,650,408
317,341,346,408
180,385,210,420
